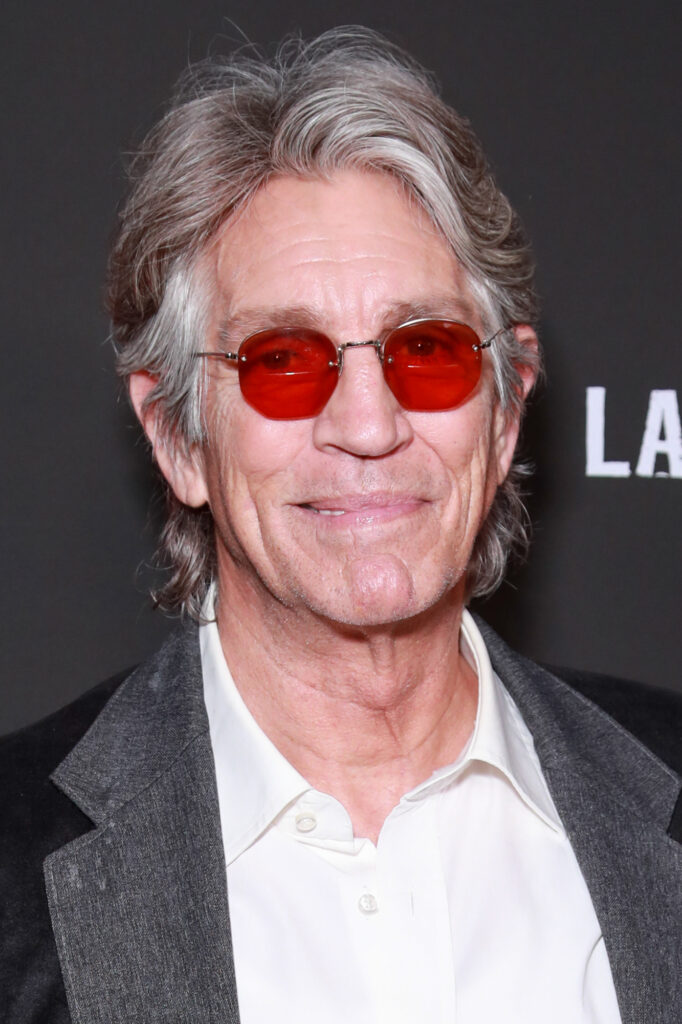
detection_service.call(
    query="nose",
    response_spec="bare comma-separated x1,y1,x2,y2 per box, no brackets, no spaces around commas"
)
312,343,413,457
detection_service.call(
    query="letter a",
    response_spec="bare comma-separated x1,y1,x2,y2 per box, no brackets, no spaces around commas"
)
635,390,682,478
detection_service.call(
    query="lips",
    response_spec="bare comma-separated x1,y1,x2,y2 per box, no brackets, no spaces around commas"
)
297,492,427,524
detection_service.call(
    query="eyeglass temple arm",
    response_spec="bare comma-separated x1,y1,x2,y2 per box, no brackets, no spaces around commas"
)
474,326,508,352
195,351,240,362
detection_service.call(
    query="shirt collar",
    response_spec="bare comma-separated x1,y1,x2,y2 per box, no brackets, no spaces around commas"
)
404,610,563,834
201,601,563,864
201,609,309,864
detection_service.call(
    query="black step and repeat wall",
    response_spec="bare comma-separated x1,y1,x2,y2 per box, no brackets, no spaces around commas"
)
2,0,680,733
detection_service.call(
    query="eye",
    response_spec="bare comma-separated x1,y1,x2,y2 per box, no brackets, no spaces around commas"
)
405,335,437,358
385,320,481,369
260,348,294,371
240,328,337,375
391,327,456,366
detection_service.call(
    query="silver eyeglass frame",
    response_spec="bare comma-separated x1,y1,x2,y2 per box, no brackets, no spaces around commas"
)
195,317,504,374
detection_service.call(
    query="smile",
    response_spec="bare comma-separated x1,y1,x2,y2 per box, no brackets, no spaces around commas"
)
297,494,427,527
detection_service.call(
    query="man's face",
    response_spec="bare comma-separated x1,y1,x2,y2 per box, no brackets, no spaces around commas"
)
163,171,526,627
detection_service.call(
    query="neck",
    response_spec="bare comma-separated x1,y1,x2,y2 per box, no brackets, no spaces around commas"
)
214,573,478,844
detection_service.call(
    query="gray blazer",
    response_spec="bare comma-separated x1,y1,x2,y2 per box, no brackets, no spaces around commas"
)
7,621,682,1023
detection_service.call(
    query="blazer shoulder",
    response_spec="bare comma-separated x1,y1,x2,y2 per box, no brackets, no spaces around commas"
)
547,666,682,776
0,670,132,1021
0,665,134,875
0,669,132,793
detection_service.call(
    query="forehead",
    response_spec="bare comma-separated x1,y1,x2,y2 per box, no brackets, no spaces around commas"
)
210,170,476,332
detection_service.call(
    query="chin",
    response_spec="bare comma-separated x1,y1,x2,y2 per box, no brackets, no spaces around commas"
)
291,567,462,631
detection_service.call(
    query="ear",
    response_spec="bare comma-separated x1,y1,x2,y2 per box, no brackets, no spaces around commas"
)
128,371,209,509
492,324,540,485
510,323,540,402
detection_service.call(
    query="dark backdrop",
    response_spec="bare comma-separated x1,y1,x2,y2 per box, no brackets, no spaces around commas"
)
2,0,680,734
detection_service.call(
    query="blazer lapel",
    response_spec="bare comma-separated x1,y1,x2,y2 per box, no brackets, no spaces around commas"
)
44,625,240,1024
479,620,682,1024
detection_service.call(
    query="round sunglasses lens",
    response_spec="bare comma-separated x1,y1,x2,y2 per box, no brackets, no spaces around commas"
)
238,329,338,419
383,320,483,411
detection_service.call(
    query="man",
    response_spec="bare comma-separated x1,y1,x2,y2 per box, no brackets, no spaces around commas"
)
2,27,681,1024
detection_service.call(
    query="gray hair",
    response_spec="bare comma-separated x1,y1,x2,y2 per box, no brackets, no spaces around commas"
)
109,26,541,619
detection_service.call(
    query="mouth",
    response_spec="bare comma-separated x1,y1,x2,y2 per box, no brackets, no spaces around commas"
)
296,492,428,527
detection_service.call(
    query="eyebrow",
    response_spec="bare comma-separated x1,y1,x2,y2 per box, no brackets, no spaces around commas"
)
216,295,480,346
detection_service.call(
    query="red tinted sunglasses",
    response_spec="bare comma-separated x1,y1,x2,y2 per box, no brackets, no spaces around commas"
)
196,318,502,420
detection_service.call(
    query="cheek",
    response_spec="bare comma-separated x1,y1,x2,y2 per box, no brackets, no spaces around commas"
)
418,401,499,493
202,397,309,520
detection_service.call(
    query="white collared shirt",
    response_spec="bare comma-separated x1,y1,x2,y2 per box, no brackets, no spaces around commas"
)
201,609,622,1024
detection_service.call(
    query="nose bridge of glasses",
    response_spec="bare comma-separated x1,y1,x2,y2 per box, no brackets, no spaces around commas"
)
335,338,383,373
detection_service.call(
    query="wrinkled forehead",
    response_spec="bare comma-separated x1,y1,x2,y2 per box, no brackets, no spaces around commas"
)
204,169,482,341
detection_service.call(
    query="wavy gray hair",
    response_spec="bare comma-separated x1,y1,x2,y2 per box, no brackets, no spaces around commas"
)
109,27,541,619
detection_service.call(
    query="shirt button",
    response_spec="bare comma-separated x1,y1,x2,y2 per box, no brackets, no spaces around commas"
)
295,814,317,833
358,893,378,915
